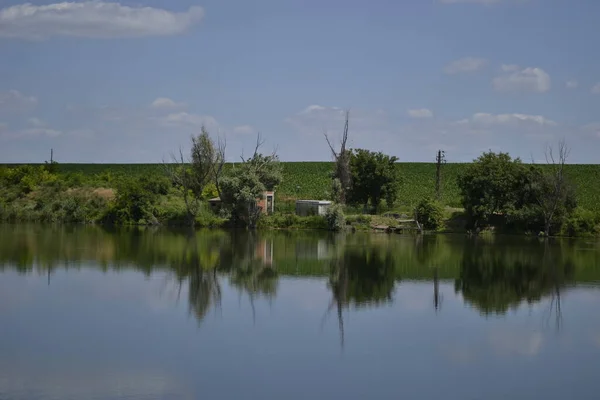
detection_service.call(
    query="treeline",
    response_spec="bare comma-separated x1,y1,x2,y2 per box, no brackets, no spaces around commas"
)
1,118,600,236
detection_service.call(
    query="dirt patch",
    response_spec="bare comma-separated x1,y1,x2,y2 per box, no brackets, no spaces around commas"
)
92,188,115,200
65,187,115,200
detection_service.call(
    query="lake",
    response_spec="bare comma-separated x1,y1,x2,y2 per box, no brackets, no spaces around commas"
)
1,224,600,400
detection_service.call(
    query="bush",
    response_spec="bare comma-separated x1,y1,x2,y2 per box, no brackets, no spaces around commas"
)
103,177,161,225
325,204,345,231
561,209,600,237
415,197,444,230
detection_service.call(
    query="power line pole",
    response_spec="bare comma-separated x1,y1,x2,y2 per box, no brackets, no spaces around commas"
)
435,150,446,200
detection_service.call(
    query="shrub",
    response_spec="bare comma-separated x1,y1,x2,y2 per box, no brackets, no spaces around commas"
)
561,209,600,237
415,197,444,230
325,203,345,231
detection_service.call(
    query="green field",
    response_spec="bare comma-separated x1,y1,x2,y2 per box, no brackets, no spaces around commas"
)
7,162,600,211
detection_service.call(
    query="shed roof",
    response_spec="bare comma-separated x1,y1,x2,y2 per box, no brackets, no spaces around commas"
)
295,200,332,205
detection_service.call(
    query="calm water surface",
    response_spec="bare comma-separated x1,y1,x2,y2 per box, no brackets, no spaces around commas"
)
1,225,600,400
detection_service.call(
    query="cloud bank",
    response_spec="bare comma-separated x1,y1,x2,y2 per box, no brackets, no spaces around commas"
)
0,2,204,40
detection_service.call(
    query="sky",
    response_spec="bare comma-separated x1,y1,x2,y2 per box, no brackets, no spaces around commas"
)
0,0,599,163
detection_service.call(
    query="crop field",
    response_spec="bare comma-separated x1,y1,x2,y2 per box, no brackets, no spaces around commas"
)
5,162,600,211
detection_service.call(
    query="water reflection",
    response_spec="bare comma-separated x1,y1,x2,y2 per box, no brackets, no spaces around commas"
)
2,225,600,400
454,239,574,320
1,225,599,327
324,243,396,347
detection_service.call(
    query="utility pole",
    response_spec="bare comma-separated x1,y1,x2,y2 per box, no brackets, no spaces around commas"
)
50,148,53,164
435,150,446,200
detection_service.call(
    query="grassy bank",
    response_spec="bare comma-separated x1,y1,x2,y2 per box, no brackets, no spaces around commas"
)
2,162,600,236
6,162,600,211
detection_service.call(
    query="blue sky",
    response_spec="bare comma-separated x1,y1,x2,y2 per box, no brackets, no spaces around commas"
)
1,0,599,163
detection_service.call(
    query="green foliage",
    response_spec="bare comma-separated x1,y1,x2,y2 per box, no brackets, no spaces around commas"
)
561,209,600,237
414,197,444,230
456,152,577,234
8,162,600,212
202,182,219,200
330,177,343,203
220,153,283,228
325,203,346,231
348,149,400,212
258,214,328,230
345,214,371,225
457,152,531,228
103,176,164,225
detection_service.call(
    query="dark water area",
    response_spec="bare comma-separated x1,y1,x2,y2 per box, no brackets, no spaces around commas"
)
1,224,600,400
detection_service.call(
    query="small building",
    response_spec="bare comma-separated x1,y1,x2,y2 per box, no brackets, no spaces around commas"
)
208,191,275,215
258,191,275,215
295,200,332,216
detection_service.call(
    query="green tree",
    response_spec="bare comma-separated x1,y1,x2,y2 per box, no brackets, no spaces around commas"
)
107,176,164,224
219,136,283,228
457,151,532,229
165,126,225,225
348,148,399,212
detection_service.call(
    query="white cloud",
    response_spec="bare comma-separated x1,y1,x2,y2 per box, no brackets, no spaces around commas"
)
470,112,557,126
0,89,37,112
28,117,47,127
159,112,219,131
298,104,336,115
443,57,488,74
150,97,186,110
493,67,551,93
0,2,204,40
233,125,256,135
591,83,600,94
408,108,434,118
566,80,579,89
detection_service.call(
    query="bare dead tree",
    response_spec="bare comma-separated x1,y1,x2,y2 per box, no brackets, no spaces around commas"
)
541,241,563,332
537,140,571,236
324,110,351,204
213,135,227,198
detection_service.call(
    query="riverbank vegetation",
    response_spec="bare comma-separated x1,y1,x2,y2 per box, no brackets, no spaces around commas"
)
2,114,600,236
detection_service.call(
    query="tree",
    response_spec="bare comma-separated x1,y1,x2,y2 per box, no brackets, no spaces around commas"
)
219,134,283,228
535,140,576,236
457,151,531,229
324,110,351,204
347,148,399,212
165,126,225,225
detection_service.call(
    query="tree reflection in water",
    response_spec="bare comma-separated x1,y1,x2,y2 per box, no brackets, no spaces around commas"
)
454,238,574,329
2,225,597,333
179,230,278,325
324,244,396,348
